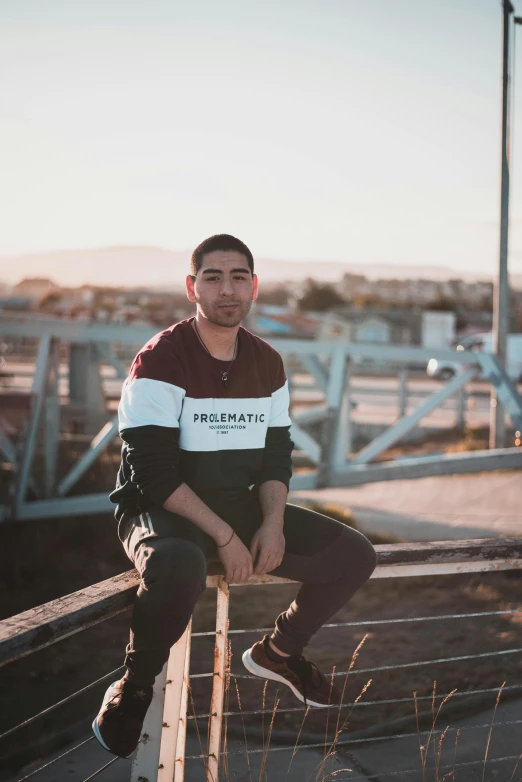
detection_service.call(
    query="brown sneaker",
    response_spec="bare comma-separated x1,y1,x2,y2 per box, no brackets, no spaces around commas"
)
242,635,340,708
92,678,153,758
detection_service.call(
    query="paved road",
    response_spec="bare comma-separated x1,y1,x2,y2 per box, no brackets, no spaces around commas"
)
1,362,501,430
291,469,522,542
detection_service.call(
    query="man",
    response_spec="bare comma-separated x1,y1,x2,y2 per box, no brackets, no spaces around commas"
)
92,234,376,758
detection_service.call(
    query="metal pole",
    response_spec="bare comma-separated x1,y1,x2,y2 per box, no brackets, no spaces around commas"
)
398,369,408,419
490,0,514,449
456,384,466,430
13,332,52,515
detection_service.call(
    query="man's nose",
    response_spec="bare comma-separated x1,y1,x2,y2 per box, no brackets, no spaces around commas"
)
220,277,234,295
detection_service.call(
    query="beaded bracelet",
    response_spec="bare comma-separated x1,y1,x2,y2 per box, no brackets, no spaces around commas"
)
216,529,235,548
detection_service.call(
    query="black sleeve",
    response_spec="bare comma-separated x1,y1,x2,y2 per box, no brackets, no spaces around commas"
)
122,424,185,506
257,426,294,489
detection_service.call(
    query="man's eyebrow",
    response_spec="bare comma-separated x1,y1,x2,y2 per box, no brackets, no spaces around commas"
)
201,267,251,274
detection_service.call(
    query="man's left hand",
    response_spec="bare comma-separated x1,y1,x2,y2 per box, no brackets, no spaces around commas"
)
250,517,285,575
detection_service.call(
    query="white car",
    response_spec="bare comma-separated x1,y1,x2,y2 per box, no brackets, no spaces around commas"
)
426,333,522,382
426,356,461,381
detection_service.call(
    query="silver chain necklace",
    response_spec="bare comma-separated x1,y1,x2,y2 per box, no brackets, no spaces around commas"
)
193,320,239,387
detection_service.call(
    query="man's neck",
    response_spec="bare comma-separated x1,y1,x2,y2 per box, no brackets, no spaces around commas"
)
193,314,239,361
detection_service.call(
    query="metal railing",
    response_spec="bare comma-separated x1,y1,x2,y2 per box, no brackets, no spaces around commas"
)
1,313,522,522
1,537,522,781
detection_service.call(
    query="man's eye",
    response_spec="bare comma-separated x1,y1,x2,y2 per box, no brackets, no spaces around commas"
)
234,276,247,281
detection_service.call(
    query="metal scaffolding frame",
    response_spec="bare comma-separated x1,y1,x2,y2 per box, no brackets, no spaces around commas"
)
1,314,522,521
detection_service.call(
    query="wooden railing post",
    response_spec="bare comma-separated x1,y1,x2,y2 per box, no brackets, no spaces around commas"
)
130,664,168,782
131,621,191,782
159,619,192,781
173,627,192,781
206,577,229,782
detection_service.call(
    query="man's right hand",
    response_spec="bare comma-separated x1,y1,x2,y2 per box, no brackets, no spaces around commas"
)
216,532,253,584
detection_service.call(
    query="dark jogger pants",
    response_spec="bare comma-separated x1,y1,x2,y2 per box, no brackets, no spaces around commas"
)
120,494,377,687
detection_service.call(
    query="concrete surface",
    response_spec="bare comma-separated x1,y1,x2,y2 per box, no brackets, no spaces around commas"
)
14,694,522,781
14,732,364,781
290,469,522,542
344,692,522,781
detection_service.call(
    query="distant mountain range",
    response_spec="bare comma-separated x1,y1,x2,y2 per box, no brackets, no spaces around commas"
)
1,245,522,290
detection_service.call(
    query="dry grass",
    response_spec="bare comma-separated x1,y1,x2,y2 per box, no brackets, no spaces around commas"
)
373,425,500,462
189,645,522,781
185,560,522,780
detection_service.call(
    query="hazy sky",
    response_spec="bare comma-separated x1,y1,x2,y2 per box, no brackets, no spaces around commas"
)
2,0,522,278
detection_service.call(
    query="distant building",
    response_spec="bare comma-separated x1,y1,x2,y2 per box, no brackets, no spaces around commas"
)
340,273,494,309
318,307,456,348
13,277,58,301
319,308,419,346
421,311,456,349
250,304,320,338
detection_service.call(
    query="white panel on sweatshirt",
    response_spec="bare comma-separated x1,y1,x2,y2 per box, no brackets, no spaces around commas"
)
268,381,292,427
119,377,185,431
179,397,272,451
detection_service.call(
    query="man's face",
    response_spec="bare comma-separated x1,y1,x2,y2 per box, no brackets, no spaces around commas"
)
186,250,258,328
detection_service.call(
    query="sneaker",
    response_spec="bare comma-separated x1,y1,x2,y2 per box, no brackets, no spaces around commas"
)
92,678,153,758
242,635,340,708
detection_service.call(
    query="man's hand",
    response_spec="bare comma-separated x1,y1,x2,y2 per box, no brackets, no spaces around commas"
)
217,533,254,584
250,517,285,575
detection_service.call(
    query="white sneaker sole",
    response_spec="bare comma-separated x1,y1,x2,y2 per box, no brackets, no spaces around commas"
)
92,681,133,758
241,649,333,709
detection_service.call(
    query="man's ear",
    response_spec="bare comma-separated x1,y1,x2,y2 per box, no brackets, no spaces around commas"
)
186,274,196,302
252,273,259,301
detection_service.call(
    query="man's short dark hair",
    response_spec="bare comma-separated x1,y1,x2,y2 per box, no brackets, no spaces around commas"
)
190,234,254,276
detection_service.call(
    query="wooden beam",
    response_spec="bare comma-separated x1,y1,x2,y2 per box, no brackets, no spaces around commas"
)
0,570,139,667
374,537,522,566
131,661,169,781
206,578,229,782
159,621,192,781
1,539,522,668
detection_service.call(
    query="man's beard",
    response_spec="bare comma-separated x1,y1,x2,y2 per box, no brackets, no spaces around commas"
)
197,300,251,328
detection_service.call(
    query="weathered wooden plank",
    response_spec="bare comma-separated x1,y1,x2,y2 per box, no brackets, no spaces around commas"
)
0,570,139,667
374,537,522,566
1,538,522,668
207,578,229,782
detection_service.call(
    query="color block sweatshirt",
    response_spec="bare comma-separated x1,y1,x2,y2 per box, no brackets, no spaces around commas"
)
110,317,294,525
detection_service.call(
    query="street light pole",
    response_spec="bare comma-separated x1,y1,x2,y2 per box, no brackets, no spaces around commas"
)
490,0,514,449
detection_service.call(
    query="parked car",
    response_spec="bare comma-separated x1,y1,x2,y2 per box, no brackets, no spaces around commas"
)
426,333,522,382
